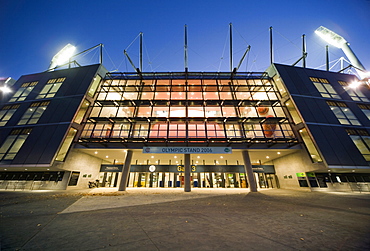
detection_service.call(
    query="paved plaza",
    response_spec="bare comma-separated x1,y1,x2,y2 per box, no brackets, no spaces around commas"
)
1,188,369,250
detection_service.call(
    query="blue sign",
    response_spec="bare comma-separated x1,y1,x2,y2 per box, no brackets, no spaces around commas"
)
143,147,232,154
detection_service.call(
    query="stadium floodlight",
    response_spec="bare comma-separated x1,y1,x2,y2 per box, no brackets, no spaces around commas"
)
49,43,76,70
315,26,346,48
315,26,367,79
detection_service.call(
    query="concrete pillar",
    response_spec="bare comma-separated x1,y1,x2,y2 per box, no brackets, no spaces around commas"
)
118,150,133,191
184,154,191,192
242,150,258,192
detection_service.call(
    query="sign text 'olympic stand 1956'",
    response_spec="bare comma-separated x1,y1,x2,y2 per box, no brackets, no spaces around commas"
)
143,147,232,154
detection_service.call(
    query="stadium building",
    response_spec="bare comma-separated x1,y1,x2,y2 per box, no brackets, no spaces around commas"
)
1,41,370,192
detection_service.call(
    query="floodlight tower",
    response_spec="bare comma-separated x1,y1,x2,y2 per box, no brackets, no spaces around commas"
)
48,44,76,70
315,26,367,79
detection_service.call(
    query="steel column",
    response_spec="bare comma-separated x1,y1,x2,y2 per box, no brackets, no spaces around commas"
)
242,150,258,192
118,150,133,191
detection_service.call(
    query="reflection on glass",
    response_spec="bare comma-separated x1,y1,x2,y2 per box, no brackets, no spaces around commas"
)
299,128,322,163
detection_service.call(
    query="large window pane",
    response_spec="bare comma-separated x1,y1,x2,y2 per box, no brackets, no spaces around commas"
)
169,107,186,117
88,75,102,97
205,107,221,117
137,107,152,117
74,100,90,124
18,102,49,125
117,107,134,117
100,107,118,117
153,107,169,117
299,128,322,163
0,129,31,160
328,102,361,126
188,107,204,117
55,128,77,161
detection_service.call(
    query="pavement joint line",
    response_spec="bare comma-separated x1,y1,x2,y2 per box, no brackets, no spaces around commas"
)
129,210,161,251
19,211,59,250
58,190,235,214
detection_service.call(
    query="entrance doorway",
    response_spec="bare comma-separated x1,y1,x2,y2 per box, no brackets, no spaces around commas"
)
98,172,119,187
127,171,266,189
255,173,277,188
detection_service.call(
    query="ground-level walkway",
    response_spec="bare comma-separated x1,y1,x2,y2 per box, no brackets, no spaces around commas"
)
1,188,369,250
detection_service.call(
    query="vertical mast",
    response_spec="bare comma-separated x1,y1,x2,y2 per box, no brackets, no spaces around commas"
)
184,24,188,72
139,32,143,72
302,34,306,68
229,23,233,72
100,43,103,64
326,45,329,71
270,26,273,65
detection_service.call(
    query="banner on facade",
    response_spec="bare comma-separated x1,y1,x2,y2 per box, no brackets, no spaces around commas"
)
142,147,232,154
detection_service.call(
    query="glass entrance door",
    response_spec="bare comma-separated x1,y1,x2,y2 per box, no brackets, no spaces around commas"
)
98,172,119,187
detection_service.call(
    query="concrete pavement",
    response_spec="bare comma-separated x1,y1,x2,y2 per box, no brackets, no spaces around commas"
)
1,188,369,250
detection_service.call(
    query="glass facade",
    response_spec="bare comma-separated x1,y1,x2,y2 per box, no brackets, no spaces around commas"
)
55,128,77,161
74,100,90,124
285,99,302,124
88,75,102,97
299,128,322,163
81,73,295,144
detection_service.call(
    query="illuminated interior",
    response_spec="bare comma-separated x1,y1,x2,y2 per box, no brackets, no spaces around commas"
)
80,72,296,145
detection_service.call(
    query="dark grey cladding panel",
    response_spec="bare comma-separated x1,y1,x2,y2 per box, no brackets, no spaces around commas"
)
272,65,298,94
306,124,339,165
272,63,365,99
291,96,316,122
307,124,368,166
38,97,82,124
306,99,332,124
13,126,46,164
55,64,102,97
11,124,70,165
38,124,71,164
288,68,312,96
0,128,12,145
5,64,104,102
297,97,340,124
273,64,313,96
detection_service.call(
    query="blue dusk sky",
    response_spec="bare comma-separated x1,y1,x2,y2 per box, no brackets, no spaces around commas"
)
0,0,369,80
